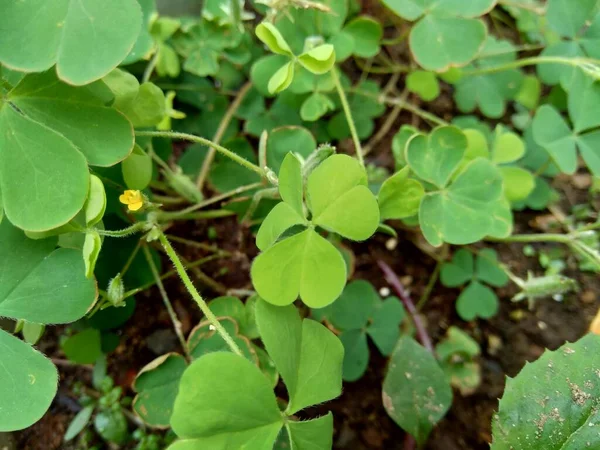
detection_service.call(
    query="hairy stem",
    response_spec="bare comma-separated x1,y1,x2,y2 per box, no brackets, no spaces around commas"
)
93,222,147,238
462,56,599,77
157,230,243,356
331,68,364,166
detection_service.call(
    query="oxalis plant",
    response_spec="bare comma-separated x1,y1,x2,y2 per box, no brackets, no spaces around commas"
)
1,0,600,449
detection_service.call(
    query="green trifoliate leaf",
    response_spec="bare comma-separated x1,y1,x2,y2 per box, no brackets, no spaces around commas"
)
492,128,525,164
366,297,405,355
406,126,467,188
492,334,600,449
476,248,508,287
381,0,497,21
300,92,336,121
298,44,336,74
546,0,597,39
268,61,295,94
406,70,441,101
328,280,379,330
0,220,97,323
383,336,453,446
133,353,187,428
342,17,382,58
456,280,499,320
419,158,504,246
255,300,344,414
0,0,142,85
0,329,58,432
307,154,380,241
170,352,283,449
255,22,293,56
256,203,305,251
251,229,346,307
378,167,425,220
441,249,475,287
339,329,370,382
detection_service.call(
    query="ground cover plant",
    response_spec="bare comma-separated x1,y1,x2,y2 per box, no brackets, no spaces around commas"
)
1,0,600,448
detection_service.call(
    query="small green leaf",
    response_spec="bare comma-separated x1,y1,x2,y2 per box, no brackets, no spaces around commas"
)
0,329,58,432
133,353,187,428
392,125,419,168
407,70,441,101
0,0,142,85
118,82,166,128
251,229,346,307
83,231,102,279
84,175,107,227
251,55,290,97
62,329,103,364
342,17,382,58
301,92,336,121
187,318,257,363
532,105,578,174
255,300,344,414
269,61,295,94
383,336,452,446
287,413,334,450
456,281,499,320
170,352,283,448
436,326,480,362
339,330,369,381
492,334,600,449
22,322,45,345
256,203,305,251
94,409,128,444
378,167,425,220
366,297,405,355
514,75,541,109
298,44,336,74
64,405,94,441
441,249,475,287
475,248,508,287
267,127,316,173
406,126,467,188
492,129,525,164
500,166,535,202
256,22,293,56
122,145,153,190
328,280,379,330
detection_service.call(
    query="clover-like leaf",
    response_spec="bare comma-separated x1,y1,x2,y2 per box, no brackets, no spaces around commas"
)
475,248,508,287
0,71,134,231
342,17,382,58
382,0,496,21
0,329,58,432
406,126,468,188
287,413,334,450
500,166,535,202
301,92,336,122
0,0,142,85
436,327,480,362
187,318,257,363
267,127,316,173
546,0,597,39
383,336,453,446
61,329,102,364
441,249,475,287
208,296,259,339
251,229,346,307
269,61,295,94
256,300,344,414
307,154,379,240
456,280,499,320
169,352,283,449
378,167,425,220
339,330,370,382
407,70,441,101
85,175,107,227
122,145,153,191
419,158,503,246
367,297,405,355
255,22,293,56
133,353,187,428
492,334,600,449
298,44,336,74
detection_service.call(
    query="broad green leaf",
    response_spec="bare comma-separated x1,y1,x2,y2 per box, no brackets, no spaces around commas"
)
251,229,346,308
500,166,535,202
122,145,153,190
122,0,156,65
0,220,97,323
568,69,600,133
133,353,187,428
410,16,486,71
256,202,305,251
436,326,480,362
298,45,336,74
269,61,295,94
0,71,134,231
255,23,293,56
339,329,370,381
62,329,103,364
378,167,425,220
64,405,94,441
440,249,475,287
287,413,334,450
307,155,379,241
406,126,467,188
419,158,503,246
366,297,405,355
406,70,441,101
187,318,257,363
383,337,452,445
170,352,282,448
532,105,578,174
22,322,45,345
118,82,166,128
83,231,102,278
0,0,142,85
492,334,600,449
267,127,316,173
492,129,525,164
476,248,509,287
546,0,597,38
255,300,344,415
329,280,379,330
0,329,58,432
342,17,382,58
300,92,335,122
456,280,499,320
84,175,107,227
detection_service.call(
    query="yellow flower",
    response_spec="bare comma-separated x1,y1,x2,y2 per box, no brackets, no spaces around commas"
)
119,190,144,211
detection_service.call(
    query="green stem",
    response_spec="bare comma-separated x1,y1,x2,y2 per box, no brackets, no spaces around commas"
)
143,246,191,361
157,230,243,356
462,56,599,77
142,50,160,83
158,209,235,221
331,68,364,167
93,222,147,238
196,81,253,190
136,130,266,180
487,233,573,244
416,261,441,311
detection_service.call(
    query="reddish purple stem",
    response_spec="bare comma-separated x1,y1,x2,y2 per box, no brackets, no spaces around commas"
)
377,261,435,355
